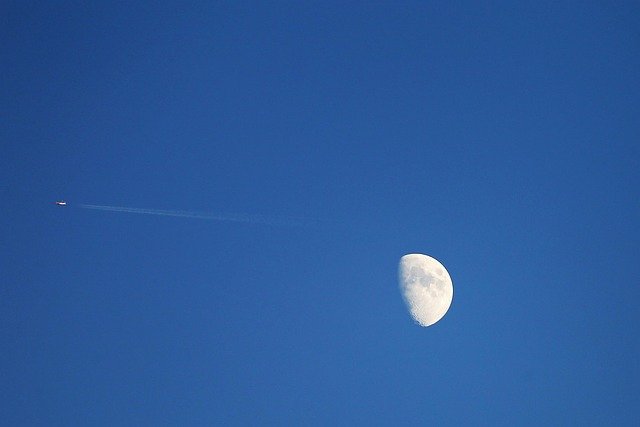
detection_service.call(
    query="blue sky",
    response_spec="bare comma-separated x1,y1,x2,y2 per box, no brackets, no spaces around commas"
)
2,1,639,425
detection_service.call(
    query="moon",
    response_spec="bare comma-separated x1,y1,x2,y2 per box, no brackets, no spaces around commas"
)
398,254,453,327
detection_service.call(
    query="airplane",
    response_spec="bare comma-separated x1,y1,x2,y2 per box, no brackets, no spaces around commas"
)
55,200,67,206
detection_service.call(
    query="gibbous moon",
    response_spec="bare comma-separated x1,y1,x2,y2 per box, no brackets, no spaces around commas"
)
398,254,453,327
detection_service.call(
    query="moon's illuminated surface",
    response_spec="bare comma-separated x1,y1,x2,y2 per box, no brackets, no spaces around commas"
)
398,254,453,327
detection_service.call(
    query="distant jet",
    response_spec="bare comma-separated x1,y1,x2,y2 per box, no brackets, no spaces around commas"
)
55,201,67,206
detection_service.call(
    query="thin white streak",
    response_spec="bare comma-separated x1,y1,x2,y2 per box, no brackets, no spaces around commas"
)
78,204,309,226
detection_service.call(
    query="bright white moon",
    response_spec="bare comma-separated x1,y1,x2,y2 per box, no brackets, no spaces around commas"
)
398,254,453,327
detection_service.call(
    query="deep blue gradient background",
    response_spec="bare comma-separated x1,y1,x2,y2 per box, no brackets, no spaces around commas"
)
2,1,639,425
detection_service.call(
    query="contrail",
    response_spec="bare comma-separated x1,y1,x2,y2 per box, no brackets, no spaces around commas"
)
78,204,310,227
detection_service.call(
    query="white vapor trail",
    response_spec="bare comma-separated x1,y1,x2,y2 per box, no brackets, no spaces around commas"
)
78,204,309,226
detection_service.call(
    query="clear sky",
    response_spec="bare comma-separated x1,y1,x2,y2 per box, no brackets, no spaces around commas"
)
2,1,639,425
